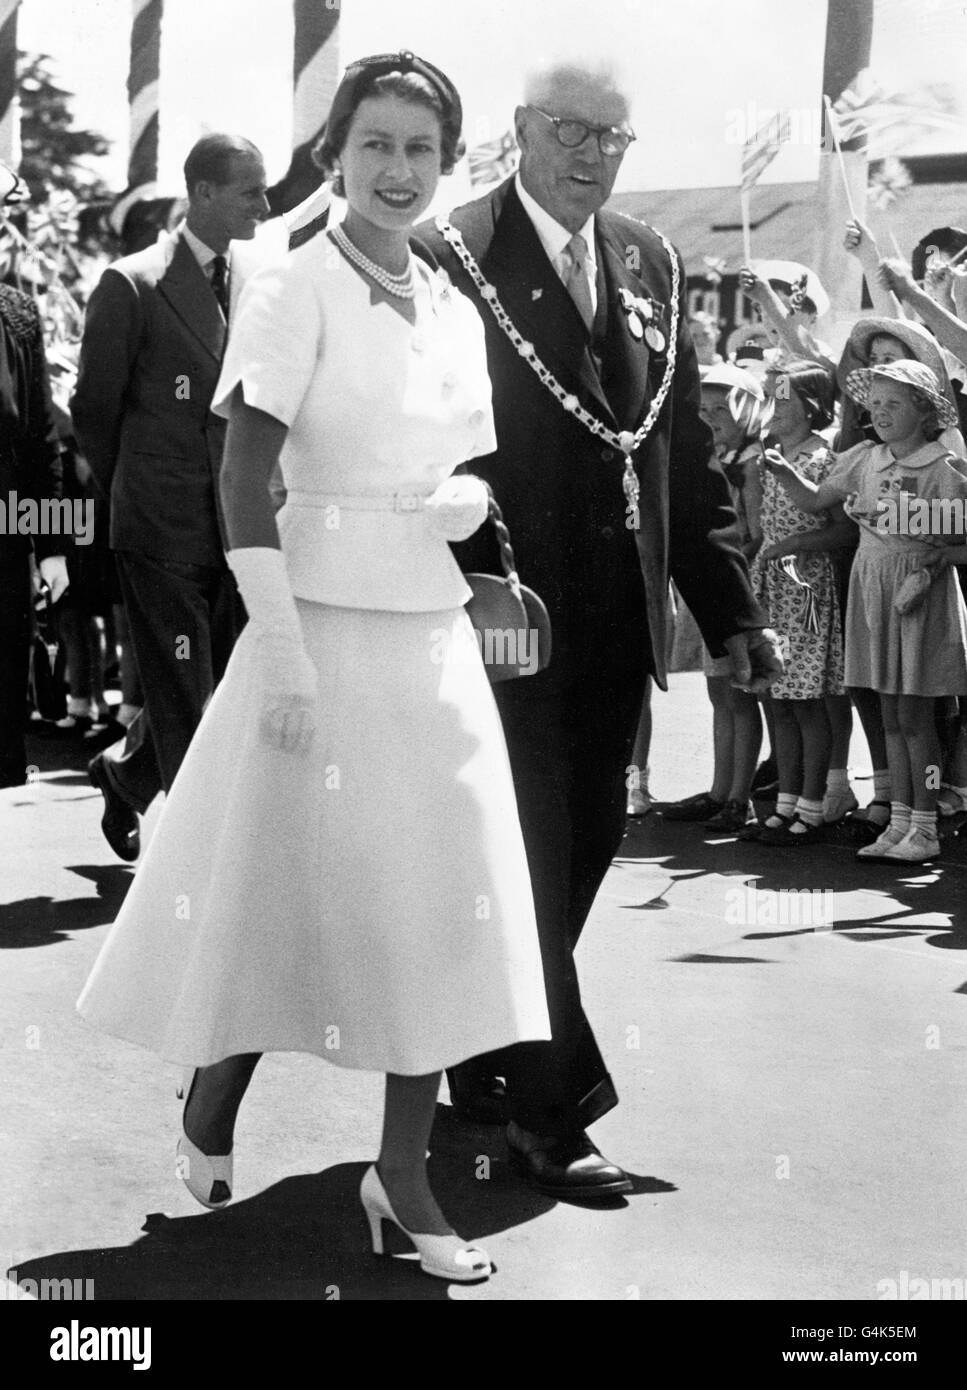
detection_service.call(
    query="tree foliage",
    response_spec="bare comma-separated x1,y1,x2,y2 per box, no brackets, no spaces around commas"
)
16,51,112,203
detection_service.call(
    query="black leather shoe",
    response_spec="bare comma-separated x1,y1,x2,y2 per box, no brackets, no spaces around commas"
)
660,791,724,822
88,754,140,862
507,1128,632,1198
446,1064,509,1125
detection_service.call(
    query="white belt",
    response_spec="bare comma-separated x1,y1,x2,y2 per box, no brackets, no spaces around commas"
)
286,490,428,513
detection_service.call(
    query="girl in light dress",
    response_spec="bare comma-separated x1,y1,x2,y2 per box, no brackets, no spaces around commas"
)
836,314,967,827
767,359,967,863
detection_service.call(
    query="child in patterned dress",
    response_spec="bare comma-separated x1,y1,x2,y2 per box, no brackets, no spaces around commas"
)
746,361,854,845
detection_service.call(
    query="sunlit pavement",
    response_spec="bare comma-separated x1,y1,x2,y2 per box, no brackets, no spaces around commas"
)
2,673,965,1301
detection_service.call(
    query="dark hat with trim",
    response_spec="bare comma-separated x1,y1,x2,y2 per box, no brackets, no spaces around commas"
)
319,51,462,157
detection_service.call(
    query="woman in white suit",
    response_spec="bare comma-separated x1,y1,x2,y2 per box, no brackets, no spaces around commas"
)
77,51,550,1284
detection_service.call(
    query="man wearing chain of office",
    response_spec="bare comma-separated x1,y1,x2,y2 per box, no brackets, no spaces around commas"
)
420,57,781,1198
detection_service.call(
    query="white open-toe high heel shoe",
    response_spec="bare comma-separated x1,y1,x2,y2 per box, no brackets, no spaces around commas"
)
176,1070,233,1210
359,1165,492,1283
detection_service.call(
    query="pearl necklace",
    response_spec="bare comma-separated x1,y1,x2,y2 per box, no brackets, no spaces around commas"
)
330,224,415,299
435,215,680,530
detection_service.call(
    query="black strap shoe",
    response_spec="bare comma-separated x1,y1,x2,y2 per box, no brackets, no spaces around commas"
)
88,753,140,862
446,1063,509,1125
507,1127,632,1198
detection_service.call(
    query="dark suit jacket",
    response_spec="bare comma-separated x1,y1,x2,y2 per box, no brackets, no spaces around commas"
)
70,230,230,567
419,179,765,688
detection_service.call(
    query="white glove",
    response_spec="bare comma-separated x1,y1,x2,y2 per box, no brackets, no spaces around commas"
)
39,555,70,604
226,547,317,754
424,474,490,542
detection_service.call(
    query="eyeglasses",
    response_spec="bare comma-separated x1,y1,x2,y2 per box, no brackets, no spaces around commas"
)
527,106,636,156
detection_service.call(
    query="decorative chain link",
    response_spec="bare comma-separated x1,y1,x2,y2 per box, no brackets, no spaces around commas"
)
436,215,681,528
485,493,522,593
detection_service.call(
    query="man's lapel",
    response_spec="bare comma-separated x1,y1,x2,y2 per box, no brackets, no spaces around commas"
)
595,216,656,433
453,180,616,428
157,232,226,362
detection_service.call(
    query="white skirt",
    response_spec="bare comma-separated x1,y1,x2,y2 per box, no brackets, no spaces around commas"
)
76,602,551,1074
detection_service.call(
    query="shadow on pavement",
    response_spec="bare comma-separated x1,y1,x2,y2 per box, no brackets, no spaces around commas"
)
0,866,133,950
8,1107,676,1300
619,814,967,962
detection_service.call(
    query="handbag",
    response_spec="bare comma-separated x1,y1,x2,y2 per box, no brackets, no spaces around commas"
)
464,489,551,683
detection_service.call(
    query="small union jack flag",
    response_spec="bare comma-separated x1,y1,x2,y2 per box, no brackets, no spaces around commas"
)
741,112,791,193
468,131,519,187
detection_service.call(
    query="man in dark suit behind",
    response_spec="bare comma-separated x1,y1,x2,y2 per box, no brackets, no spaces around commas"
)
72,134,269,859
420,62,781,1197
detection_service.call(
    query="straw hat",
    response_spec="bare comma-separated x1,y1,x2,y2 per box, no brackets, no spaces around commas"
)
752,259,830,318
844,360,960,430
836,316,958,413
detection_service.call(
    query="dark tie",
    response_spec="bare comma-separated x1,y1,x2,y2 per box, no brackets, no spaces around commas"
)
210,254,229,320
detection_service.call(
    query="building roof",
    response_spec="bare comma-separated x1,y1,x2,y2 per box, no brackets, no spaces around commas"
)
608,180,967,274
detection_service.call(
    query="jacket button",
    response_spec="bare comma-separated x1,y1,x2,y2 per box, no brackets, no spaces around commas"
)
600,447,614,462
600,525,615,539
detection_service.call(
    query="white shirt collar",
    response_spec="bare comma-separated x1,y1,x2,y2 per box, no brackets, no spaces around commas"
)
179,221,222,272
514,173,595,272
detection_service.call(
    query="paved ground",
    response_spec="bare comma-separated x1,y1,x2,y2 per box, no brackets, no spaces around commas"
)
2,673,966,1302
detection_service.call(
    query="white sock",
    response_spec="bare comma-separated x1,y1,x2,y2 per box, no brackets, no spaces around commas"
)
910,809,937,836
826,768,849,794
67,696,94,718
765,792,798,828
890,802,912,834
118,703,140,728
793,797,824,830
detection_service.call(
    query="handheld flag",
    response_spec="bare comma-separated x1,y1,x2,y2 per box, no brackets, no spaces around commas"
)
741,111,791,193
468,131,518,187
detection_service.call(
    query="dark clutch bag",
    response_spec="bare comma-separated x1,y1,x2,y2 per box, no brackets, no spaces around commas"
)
464,489,551,683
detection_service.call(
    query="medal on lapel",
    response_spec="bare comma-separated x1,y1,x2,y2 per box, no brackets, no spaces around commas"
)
617,287,645,341
619,287,667,351
639,293,668,353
